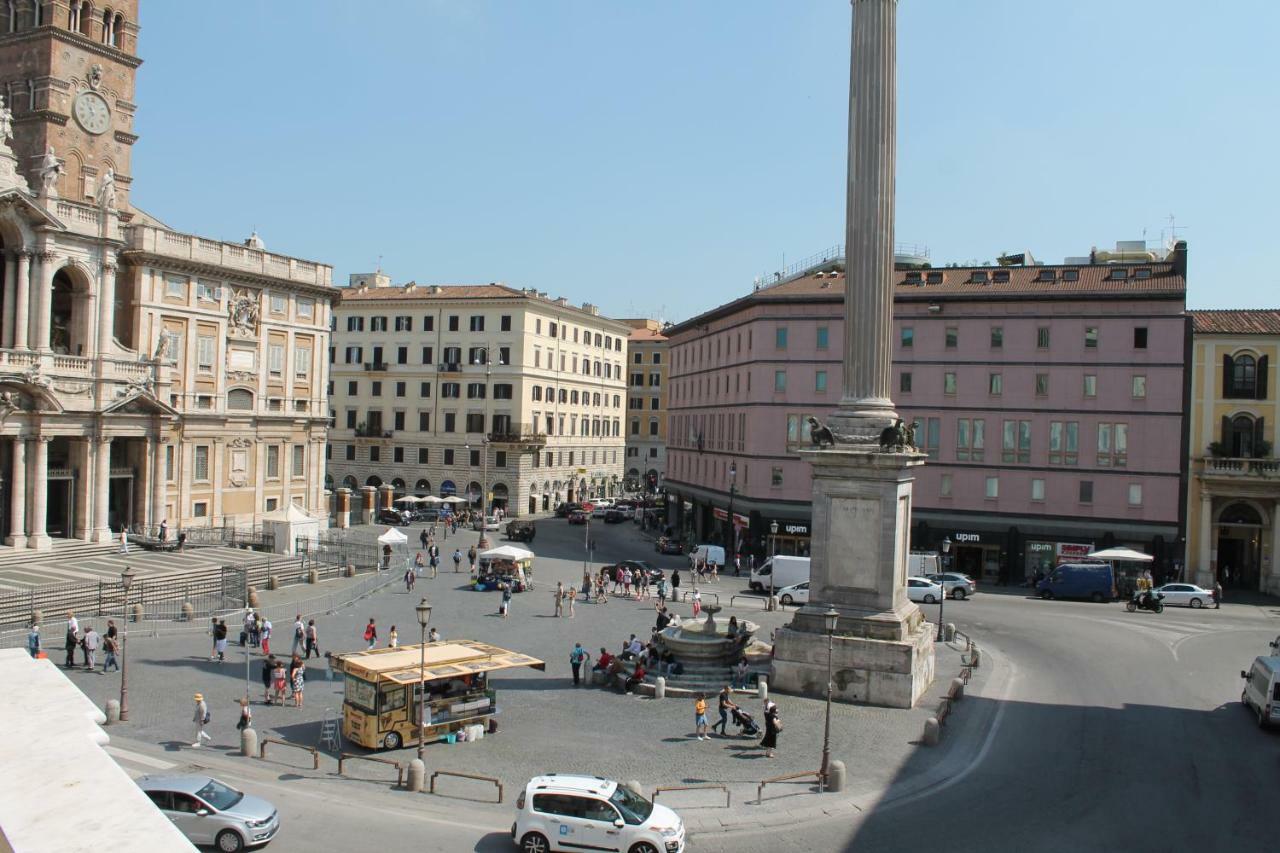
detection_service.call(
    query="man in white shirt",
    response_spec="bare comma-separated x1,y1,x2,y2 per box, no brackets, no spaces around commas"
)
82,626,101,670
291,615,305,656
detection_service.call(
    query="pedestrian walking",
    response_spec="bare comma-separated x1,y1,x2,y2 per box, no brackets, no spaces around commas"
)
214,620,228,662
271,659,288,705
467,545,477,573
569,642,589,686
733,658,750,690
208,616,220,659
671,570,680,600
691,590,702,618
566,586,576,618
363,618,378,649
693,694,710,740
236,698,252,732
159,518,168,543
102,633,119,672
554,582,564,617
761,699,780,758
261,619,273,656
389,625,398,648
64,624,78,669
713,685,736,736
118,526,129,554
452,548,462,573
405,566,416,593
500,586,512,618
420,529,429,551
261,656,276,704
291,615,305,657
246,611,259,647
177,531,187,552
304,620,319,659
192,693,212,747
582,570,593,602
1213,581,1222,609
82,625,100,670
27,624,40,659
429,551,439,579
734,555,742,577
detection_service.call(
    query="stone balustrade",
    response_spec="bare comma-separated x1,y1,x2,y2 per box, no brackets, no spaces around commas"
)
124,224,333,287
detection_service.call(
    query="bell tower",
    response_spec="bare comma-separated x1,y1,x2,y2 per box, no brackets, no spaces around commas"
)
0,0,142,212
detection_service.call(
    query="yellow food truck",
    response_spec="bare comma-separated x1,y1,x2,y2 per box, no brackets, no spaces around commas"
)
333,639,544,750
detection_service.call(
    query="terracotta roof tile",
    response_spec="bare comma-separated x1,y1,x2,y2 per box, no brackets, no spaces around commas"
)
1189,310,1280,335
628,327,668,342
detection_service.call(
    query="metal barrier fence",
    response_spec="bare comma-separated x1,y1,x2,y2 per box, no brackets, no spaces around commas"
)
757,770,824,803
259,737,319,770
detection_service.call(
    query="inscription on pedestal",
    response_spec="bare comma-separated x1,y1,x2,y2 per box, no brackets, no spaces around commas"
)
829,496,881,591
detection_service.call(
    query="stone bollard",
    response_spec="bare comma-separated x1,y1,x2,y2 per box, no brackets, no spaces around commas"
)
922,717,941,746
827,760,846,793
247,587,260,609
130,603,144,622
654,676,666,700
950,678,965,700
267,575,280,591
180,602,194,622
345,563,356,578
969,645,981,667
407,758,426,792
105,699,120,724
767,595,779,612
623,780,644,797
30,609,42,626
757,676,768,702
308,569,319,584
944,623,956,642
240,726,258,757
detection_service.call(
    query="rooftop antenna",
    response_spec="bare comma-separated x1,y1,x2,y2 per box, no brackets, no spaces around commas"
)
376,254,383,274
1163,214,1187,248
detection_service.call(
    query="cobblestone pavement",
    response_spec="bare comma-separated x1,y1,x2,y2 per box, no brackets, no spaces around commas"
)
63,515,988,834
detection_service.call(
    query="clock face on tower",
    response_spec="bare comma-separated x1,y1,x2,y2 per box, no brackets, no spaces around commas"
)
73,91,111,135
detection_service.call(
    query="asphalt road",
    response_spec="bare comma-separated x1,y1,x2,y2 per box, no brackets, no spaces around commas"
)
695,589,1280,853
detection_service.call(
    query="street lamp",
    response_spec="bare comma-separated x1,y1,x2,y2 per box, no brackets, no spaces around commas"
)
415,595,433,760
768,520,779,610
936,537,951,641
724,462,737,558
820,606,838,788
119,566,135,722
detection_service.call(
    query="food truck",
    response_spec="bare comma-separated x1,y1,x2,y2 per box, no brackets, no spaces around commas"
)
333,640,545,750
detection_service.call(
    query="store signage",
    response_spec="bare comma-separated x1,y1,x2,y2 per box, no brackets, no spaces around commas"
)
1057,542,1092,559
953,533,981,544
771,520,810,537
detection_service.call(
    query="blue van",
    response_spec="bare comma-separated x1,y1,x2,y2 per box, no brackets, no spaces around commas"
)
1037,562,1115,602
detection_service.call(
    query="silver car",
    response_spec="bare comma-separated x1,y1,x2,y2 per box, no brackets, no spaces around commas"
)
138,774,280,852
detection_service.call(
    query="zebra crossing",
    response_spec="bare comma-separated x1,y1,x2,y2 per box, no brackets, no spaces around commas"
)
0,542,269,591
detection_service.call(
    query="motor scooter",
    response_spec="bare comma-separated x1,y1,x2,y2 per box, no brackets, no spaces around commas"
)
1125,589,1164,613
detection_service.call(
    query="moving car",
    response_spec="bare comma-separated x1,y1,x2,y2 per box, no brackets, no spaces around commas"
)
906,576,944,604
472,514,501,532
603,509,626,524
512,774,685,853
591,505,610,519
776,581,809,606
1241,656,1280,728
506,520,536,542
554,503,582,518
750,555,810,594
655,537,684,555
1037,562,1116,603
138,774,279,852
376,509,409,526
568,511,589,525
1151,583,1213,608
924,572,977,600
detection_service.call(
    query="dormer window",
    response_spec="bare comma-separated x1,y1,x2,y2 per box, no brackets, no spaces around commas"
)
1061,269,1080,282
992,270,1011,283
926,271,943,284
905,271,922,284
1109,268,1129,280
1036,269,1056,282
970,271,989,284
1134,267,1152,280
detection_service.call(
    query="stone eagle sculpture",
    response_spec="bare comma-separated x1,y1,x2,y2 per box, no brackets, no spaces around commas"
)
808,416,836,447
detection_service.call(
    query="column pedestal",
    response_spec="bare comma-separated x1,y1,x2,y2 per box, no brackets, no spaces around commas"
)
360,486,376,525
334,488,351,529
770,447,934,709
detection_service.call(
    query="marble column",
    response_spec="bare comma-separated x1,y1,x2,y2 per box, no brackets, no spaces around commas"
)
2,252,16,348
1196,490,1214,589
211,438,225,519
6,438,26,548
12,251,30,350
97,260,117,355
94,436,113,543
150,437,168,527
33,251,57,353
831,0,899,441
27,436,51,550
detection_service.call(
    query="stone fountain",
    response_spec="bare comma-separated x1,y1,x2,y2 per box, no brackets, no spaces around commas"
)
656,605,758,671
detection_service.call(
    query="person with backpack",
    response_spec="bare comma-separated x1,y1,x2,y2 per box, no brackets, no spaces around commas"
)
304,620,320,659
467,545,477,573
500,586,512,618
452,549,463,573
569,642,590,686
214,620,228,662
291,614,305,657
363,618,378,649
192,693,211,748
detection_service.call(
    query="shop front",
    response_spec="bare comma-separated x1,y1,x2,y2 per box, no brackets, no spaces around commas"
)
765,518,812,558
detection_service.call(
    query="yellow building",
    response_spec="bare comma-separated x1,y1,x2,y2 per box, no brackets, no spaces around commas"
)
622,319,667,492
1186,310,1280,594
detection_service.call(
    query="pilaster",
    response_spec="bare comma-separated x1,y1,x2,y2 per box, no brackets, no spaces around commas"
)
27,435,52,550
5,438,26,548
12,251,30,350
33,250,57,353
93,435,113,543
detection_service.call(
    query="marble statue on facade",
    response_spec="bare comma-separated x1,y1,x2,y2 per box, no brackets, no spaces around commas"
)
38,146,62,198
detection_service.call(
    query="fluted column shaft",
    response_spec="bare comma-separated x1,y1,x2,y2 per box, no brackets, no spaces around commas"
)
28,436,50,549
6,438,26,548
13,252,30,350
98,261,117,355
837,0,899,429
33,251,57,353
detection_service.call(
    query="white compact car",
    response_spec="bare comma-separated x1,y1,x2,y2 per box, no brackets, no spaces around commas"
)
512,774,685,853
776,581,810,606
907,576,944,604
1151,583,1214,608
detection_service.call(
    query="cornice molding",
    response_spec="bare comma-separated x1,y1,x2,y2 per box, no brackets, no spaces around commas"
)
0,28,144,69
119,250,338,301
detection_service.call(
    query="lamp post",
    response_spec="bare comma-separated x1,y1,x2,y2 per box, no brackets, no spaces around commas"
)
724,462,737,558
415,595,433,760
243,569,251,704
820,606,838,788
768,520,779,610
936,537,951,641
119,566,135,722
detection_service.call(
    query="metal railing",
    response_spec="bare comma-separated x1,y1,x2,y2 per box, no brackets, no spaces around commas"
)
258,737,319,770
757,770,824,803
429,770,503,803
338,753,404,787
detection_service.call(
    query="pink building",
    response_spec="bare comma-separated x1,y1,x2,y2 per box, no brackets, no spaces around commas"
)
664,242,1189,583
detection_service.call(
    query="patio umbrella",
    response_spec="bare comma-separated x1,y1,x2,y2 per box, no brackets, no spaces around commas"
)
441,495,468,505
419,495,443,504
1086,547,1153,562
394,496,418,504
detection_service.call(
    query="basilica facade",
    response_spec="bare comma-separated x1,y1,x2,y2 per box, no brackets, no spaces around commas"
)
0,1,334,549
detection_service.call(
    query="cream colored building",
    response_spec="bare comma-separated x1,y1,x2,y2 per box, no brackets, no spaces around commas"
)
327,275,629,517
0,1,334,549
1185,310,1280,594
622,319,667,492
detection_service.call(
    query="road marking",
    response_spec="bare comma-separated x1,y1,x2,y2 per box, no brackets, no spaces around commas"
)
105,745,178,770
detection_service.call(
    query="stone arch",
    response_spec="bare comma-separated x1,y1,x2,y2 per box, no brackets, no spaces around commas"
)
341,475,358,490
323,472,334,488
51,261,93,355
62,149,85,201
415,478,431,493
1217,500,1266,527
391,477,406,494
365,474,382,488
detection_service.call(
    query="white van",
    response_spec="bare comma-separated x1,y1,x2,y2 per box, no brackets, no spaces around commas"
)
751,555,811,594
908,552,940,575
688,544,725,569
1241,656,1280,728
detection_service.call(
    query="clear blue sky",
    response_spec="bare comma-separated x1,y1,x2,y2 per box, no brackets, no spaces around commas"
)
133,0,1278,320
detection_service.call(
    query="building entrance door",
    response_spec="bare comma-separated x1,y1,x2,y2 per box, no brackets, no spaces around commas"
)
46,478,74,539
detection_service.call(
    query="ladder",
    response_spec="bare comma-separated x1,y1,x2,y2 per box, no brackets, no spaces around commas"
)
318,708,341,754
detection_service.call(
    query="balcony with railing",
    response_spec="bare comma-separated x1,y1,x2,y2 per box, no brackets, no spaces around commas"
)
363,362,390,372
488,423,548,448
353,424,393,439
1201,456,1280,478
437,362,462,373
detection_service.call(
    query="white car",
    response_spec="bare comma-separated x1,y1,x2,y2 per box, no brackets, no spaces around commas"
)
513,774,685,853
907,576,944,604
925,572,978,600
776,581,809,606
1152,583,1214,608
472,515,501,532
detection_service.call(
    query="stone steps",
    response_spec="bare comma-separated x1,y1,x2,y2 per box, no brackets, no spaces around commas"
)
0,541,117,571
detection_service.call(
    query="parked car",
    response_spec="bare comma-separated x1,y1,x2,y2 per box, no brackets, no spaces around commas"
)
591,505,610,519
655,537,684,555
376,509,409,526
924,572,977,600
776,581,810,606
506,520,536,542
138,774,280,852
688,544,725,569
568,511,589,525
907,576,944,604
1241,656,1280,728
473,514,501,532
1152,583,1214,608
602,560,664,586
555,503,582,518
603,510,626,524
1037,562,1116,603
512,774,685,853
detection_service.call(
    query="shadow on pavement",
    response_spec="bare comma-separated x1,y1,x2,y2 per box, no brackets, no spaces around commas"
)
474,831,516,852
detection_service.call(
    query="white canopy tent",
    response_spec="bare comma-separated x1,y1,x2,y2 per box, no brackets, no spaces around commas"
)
1087,547,1153,562
481,545,535,562
260,503,324,555
377,526,410,571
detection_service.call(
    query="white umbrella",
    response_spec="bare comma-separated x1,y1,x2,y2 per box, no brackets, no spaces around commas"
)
394,495,418,504
377,527,409,545
1087,547,1153,562
481,545,535,561
419,495,443,504
441,495,468,505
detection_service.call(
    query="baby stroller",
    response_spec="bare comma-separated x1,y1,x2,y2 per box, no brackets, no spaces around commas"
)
732,707,760,737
